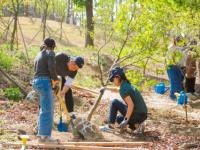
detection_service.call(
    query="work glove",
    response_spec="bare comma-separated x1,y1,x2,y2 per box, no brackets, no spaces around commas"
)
100,87,106,93
117,118,128,129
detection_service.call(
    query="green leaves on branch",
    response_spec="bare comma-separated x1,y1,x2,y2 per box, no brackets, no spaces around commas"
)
73,0,87,7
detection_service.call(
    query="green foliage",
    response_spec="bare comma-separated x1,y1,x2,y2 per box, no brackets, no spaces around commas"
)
75,73,101,88
126,70,158,91
73,0,87,7
53,0,67,18
0,50,14,71
5,88,23,101
94,0,200,89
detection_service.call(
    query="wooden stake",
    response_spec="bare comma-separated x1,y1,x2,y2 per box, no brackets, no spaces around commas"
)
184,95,188,123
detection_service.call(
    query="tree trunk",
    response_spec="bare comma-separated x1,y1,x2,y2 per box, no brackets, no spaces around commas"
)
42,3,48,40
66,0,71,24
10,0,19,51
60,16,64,40
85,0,94,47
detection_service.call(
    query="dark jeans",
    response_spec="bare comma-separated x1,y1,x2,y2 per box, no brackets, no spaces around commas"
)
61,77,74,113
108,99,147,130
167,65,184,99
185,77,196,93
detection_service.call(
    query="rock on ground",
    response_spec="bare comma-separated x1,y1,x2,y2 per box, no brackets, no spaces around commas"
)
73,117,103,140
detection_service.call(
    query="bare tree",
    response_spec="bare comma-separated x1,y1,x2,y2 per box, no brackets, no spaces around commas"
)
85,0,94,47
41,0,50,40
66,0,71,24
10,0,21,51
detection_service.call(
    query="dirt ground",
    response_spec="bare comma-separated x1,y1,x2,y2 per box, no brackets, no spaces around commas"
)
0,87,200,149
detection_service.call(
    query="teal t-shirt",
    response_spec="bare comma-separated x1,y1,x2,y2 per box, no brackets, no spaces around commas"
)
119,81,147,114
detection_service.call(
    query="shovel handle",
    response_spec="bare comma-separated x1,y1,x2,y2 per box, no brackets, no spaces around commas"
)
55,83,71,121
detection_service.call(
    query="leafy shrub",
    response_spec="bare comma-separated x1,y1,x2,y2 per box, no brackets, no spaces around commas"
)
0,50,13,71
5,88,23,101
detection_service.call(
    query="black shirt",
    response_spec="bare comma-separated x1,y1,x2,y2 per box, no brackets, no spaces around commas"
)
55,53,77,78
34,50,58,80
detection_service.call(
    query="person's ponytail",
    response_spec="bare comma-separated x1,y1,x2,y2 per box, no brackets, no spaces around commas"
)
40,38,56,51
121,73,130,84
40,44,46,51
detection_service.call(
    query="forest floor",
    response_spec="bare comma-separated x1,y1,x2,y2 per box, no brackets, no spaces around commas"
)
0,86,200,149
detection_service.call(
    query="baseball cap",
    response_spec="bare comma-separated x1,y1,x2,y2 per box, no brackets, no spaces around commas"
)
74,56,84,68
109,67,125,82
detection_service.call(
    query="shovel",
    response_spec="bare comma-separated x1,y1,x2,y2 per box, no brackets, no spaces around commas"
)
57,105,68,132
54,82,82,138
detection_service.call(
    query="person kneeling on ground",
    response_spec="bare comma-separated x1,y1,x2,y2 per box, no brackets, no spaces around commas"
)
101,67,148,134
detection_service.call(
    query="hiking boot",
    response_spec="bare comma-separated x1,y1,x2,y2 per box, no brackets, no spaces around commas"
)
38,136,59,144
133,122,145,134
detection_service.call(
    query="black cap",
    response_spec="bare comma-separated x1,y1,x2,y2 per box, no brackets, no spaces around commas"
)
109,67,125,82
74,56,84,68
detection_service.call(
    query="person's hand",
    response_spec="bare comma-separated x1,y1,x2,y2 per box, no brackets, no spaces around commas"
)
52,80,59,94
117,119,128,129
52,80,59,88
60,91,65,99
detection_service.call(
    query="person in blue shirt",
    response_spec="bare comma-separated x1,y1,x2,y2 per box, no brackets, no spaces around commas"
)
101,67,147,134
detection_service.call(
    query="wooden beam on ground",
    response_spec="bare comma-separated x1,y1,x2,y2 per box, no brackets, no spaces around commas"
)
2,142,153,149
72,85,99,95
54,141,153,147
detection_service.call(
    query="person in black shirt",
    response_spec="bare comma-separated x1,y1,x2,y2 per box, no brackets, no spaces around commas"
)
55,53,84,118
32,38,59,143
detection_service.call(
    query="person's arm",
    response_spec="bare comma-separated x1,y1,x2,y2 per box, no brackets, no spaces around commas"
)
61,76,74,98
124,96,134,121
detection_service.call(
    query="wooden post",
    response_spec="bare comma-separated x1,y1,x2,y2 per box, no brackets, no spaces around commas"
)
184,94,188,123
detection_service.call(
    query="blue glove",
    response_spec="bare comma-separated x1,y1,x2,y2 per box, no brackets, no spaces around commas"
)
118,119,128,129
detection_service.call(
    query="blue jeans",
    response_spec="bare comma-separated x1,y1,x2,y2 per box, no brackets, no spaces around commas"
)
108,99,147,129
32,77,54,137
167,65,184,100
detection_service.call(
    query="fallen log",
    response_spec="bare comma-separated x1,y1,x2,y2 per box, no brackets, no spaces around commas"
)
0,67,27,96
1,142,153,149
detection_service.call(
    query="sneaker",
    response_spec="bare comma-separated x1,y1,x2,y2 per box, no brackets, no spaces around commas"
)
133,122,145,134
187,93,198,101
193,92,200,98
99,124,114,133
38,136,58,144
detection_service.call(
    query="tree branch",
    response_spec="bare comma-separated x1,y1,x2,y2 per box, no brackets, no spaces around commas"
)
97,31,114,86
